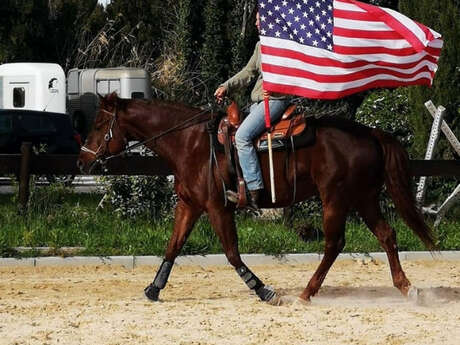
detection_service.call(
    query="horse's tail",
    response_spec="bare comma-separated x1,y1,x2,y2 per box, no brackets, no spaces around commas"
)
371,129,436,250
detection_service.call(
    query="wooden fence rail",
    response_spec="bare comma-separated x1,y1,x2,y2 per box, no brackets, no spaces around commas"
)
1,143,459,210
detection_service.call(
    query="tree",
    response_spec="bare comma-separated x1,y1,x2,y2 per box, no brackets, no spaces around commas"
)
0,0,51,62
48,0,104,70
399,0,460,158
200,0,229,96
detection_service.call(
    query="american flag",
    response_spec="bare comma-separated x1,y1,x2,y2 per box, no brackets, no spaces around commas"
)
258,0,443,99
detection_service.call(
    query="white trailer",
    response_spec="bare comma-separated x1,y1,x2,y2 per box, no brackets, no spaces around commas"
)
67,67,152,138
0,63,66,114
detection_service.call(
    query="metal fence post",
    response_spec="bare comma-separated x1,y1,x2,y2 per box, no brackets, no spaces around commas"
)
19,142,32,212
416,104,445,205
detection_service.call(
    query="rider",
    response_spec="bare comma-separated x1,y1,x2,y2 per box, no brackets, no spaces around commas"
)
214,12,290,209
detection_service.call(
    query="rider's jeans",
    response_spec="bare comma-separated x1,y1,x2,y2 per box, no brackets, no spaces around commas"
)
235,99,289,191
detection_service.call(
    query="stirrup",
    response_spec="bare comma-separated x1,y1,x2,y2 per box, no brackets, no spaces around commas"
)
226,190,239,204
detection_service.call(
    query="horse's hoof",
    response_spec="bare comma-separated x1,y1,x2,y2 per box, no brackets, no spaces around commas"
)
144,284,160,301
257,285,277,302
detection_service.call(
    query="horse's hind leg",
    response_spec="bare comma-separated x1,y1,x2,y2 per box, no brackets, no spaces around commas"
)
207,207,276,302
144,198,202,301
357,199,411,296
300,202,347,301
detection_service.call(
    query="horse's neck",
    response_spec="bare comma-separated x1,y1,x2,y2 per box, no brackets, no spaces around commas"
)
123,102,208,175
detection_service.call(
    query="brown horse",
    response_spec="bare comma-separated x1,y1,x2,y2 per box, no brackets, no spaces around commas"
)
77,93,435,303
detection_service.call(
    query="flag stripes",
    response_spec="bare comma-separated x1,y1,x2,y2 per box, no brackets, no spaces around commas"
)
259,0,443,99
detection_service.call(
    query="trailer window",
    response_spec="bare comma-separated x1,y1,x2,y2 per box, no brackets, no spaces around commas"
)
131,92,144,99
13,87,25,108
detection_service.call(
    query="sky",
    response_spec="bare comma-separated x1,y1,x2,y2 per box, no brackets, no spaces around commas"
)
97,0,111,6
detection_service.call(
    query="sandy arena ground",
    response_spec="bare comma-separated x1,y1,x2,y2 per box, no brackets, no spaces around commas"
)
1,259,459,345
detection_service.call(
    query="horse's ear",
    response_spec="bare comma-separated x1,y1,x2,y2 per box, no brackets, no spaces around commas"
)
106,92,118,102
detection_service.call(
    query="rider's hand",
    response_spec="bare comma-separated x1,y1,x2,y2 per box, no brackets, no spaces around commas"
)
263,90,271,99
214,86,227,104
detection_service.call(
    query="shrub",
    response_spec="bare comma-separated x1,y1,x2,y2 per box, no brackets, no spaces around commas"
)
356,88,413,150
99,175,176,220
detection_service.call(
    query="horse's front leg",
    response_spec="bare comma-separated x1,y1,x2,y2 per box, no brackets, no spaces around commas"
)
144,198,202,301
207,207,277,302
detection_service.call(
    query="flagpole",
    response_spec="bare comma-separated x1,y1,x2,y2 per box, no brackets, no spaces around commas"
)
263,92,276,203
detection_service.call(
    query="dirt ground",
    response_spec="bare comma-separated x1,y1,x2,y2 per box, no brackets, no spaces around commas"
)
1,259,459,345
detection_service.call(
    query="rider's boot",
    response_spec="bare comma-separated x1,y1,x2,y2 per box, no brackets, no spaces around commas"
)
248,189,261,210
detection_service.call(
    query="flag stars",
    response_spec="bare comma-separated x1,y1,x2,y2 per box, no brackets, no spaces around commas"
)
260,0,333,51
260,2,266,9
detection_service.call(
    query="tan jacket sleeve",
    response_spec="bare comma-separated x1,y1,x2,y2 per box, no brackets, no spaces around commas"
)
221,42,260,93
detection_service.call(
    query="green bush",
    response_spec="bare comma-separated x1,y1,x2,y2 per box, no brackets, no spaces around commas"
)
356,88,413,150
99,175,176,220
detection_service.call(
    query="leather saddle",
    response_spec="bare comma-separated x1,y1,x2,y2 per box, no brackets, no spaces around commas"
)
217,101,306,151
215,101,310,209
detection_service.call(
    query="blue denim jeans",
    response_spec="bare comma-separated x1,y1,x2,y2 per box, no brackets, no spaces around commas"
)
235,99,290,191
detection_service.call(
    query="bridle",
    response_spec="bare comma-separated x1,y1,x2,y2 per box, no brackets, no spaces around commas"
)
80,108,123,164
80,104,213,171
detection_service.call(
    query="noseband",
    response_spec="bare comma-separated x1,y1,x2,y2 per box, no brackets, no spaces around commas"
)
80,108,127,171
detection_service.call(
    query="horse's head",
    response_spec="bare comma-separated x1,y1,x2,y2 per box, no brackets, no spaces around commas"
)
77,92,128,174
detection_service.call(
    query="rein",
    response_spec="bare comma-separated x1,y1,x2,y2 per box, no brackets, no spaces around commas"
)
83,105,214,170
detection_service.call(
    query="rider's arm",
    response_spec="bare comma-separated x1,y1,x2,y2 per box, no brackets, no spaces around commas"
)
220,42,260,94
